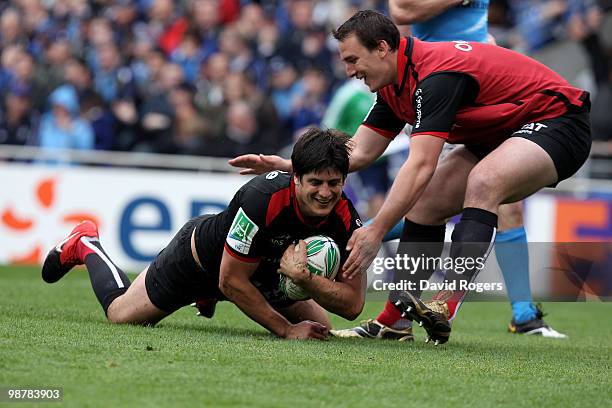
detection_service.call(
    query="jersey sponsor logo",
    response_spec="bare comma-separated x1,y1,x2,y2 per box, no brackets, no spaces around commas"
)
414,88,423,128
514,122,548,135
355,218,363,227
270,234,292,248
266,171,279,179
227,207,259,254
452,40,473,52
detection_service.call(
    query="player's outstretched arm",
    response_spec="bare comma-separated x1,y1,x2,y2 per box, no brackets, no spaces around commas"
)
228,154,292,175
348,125,393,172
279,241,365,320
219,249,328,340
342,135,445,279
229,125,389,176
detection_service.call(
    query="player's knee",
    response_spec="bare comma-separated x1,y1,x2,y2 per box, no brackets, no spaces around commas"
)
407,194,448,225
106,306,132,324
344,308,362,322
465,171,502,206
106,302,137,324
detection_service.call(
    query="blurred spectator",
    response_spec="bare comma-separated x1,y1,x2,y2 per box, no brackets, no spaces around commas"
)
207,100,271,157
195,51,229,109
256,19,281,59
277,0,317,65
0,47,46,111
38,85,94,157
236,3,266,41
91,42,136,103
0,7,25,46
150,0,189,55
81,91,116,151
298,27,334,78
218,24,267,88
170,28,206,82
107,0,139,45
269,57,303,125
169,82,208,154
565,0,610,86
0,83,38,146
290,67,330,131
509,0,609,87
0,44,22,96
39,38,73,97
188,0,221,60
137,62,183,153
132,45,167,100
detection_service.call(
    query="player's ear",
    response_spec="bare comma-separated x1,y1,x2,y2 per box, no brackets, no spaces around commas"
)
377,40,389,55
293,174,301,185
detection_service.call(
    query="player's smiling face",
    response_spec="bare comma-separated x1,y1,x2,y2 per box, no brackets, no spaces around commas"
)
338,34,392,92
294,169,344,219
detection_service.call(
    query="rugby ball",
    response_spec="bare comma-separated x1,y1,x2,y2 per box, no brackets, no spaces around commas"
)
279,235,341,301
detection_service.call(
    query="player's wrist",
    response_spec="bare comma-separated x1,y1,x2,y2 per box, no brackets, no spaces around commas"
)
365,222,387,241
292,266,312,285
279,322,292,338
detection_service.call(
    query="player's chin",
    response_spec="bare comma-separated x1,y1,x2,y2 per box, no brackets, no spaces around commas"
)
367,82,382,92
309,201,335,217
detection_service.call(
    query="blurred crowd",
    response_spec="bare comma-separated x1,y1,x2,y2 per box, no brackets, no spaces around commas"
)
0,0,611,159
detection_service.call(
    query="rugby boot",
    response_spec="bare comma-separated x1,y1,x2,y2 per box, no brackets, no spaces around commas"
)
192,298,218,318
331,319,414,341
42,221,99,283
393,291,451,345
508,304,567,339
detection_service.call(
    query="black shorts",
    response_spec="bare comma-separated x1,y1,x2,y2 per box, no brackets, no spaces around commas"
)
145,215,216,313
144,215,295,313
466,110,591,184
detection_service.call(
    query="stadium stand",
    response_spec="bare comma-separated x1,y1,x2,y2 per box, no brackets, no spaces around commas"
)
0,0,610,176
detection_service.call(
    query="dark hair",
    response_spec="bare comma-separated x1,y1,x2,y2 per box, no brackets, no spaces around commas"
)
292,128,351,180
332,10,400,52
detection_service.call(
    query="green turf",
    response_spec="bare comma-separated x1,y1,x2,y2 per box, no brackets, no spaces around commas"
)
1,266,610,407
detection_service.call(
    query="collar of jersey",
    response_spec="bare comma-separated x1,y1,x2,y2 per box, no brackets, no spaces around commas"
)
394,36,414,97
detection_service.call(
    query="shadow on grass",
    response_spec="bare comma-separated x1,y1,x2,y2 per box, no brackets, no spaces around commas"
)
155,320,272,339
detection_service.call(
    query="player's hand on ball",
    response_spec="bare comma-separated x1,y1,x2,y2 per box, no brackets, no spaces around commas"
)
278,240,311,285
285,320,329,340
228,154,291,175
343,226,384,280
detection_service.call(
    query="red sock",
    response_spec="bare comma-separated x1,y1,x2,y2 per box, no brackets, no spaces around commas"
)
76,238,96,263
376,300,402,327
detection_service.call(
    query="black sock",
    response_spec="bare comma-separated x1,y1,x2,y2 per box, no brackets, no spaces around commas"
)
388,219,446,302
83,240,131,315
446,207,497,285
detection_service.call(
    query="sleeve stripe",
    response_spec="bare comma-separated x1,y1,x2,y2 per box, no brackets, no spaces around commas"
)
223,243,260,263
266,186,291,226
410,131,449,140
361,123,399,139
334,198,351,231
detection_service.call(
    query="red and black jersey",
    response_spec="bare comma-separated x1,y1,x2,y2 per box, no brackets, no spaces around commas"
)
194,171,361,304
363,37,590,149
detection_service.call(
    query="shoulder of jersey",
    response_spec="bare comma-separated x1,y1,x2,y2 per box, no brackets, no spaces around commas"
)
247,171,291,193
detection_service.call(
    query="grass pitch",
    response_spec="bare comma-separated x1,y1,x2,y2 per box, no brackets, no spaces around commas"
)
1,266,610,407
